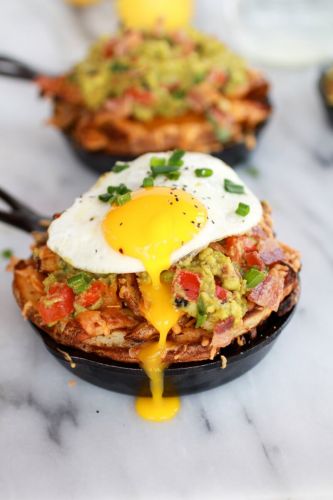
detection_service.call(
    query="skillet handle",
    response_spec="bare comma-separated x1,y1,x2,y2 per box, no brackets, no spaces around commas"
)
0,187,50,233
0,55,39,81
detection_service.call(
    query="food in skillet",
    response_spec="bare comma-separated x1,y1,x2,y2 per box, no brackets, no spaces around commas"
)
37,28,271,157
12,152,300,420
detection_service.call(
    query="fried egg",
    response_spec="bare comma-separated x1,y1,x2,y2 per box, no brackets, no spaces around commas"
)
47,152,262,275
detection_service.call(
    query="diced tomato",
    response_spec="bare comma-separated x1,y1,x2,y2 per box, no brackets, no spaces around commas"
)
215,285,228,302
208,69,227,86
125,87,154,105
38,283,74,324
224,236,243,263
77,281,106,308
174,270,201,301
243,236,257,252
245,251,265,271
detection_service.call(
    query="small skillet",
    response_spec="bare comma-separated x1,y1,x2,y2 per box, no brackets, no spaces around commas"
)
0,187,297,396
0,55,270,172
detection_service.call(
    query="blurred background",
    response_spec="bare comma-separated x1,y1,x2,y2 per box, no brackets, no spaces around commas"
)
1,0,333,71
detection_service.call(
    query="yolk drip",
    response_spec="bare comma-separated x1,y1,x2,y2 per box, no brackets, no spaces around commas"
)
103,187,207,421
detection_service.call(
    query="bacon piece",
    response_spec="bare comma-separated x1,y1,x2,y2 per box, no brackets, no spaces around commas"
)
118,274,142,316
259,238,285,265
211,316,234,348
76,311,109,339
248,273,284,312
101,308,138,330
38,246,60,273
125,322,158,341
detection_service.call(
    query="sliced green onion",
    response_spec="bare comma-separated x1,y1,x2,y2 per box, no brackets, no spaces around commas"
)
172,89,186,99
1,248,13,259
224,178,245,194
113,162,129,173
114,192,131,205
110,61,129,72
245,268,266,289
116,183,131,195
107,186,117,195
151,164,180,177
196,294,207,328
99,193,112,202
167,171,181,180
168,149,185,166
142,176,154,187
67,273,92,294
195,168,213,178
150,156,166,168
235,202,250,217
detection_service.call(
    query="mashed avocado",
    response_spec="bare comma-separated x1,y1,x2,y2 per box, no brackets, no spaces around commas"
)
176,247,248,330
70,28,249,117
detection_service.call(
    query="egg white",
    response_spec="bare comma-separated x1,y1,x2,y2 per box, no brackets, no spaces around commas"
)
47,152,263,274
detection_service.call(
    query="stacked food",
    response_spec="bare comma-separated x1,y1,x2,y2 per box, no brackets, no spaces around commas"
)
13,152,300,366
37,29,271,156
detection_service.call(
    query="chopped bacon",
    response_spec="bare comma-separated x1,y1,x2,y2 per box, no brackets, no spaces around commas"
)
224,236,244,263
215,285,228,302
207,69,227,86
245,251,265,271
259,238,285,265
77,310,109,338
248,273,284,312
38,246,60,273
104,96,132,118
211,317,234,348
118,274,142,316
243,236,257,252
101,308,138,330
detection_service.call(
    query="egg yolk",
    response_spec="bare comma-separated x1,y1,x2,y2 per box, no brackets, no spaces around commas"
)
103,186,207,421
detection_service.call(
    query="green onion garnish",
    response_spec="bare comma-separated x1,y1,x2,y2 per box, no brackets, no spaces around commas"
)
142,176,154,188
115,192,131,205
224,178,245,194
67,273,92,294
245,268,266,289
99,193,112,202
150,156,166,168
116,183,131,195
196,295,207,328
235,202,250,217
151,164,180,177
99,184,132,205
1,248,13,259
167,171,181,180
195,168,213,178
168,149,185,166
110,61,129,72
113,162,129,173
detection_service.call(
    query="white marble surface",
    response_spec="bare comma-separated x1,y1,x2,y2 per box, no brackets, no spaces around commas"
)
1,2,333,499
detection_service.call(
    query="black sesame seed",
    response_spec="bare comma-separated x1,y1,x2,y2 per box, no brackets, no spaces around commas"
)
119,248,124,254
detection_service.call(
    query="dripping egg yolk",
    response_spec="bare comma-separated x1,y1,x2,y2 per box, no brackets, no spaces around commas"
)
102,187,207,421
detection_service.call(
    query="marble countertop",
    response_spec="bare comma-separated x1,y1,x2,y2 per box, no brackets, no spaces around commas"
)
1,1,333,499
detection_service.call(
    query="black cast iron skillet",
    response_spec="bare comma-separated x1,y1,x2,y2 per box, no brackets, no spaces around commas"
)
0,187,297,396
0,55,270,172
319,66,333,126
